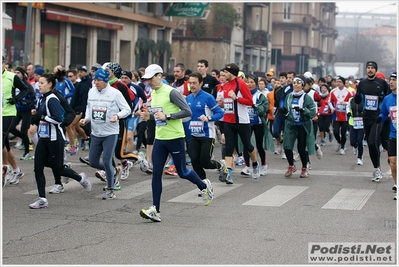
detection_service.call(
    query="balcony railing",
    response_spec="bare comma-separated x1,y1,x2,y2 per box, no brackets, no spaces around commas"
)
245,28,270,47
272,12,316,27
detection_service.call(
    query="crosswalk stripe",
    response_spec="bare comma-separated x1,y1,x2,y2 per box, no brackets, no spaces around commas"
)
262,169,372,177
242,185,308,207
96,179,178,199
168,183,242,204
322,188,375,210
23,177,92,195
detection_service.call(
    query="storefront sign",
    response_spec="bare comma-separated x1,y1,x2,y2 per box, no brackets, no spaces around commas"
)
46,9,123,30
166,3,209,17
18,2,45,9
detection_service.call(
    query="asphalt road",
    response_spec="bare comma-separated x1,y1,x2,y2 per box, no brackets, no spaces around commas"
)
2,138,397,265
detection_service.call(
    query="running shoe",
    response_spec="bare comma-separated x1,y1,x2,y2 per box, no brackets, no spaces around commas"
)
140,205,161,222
140,158,150,173
29,197,49,209
335,143,341,152
235,156,244,166
121,161,130,180
357,158,363,166
339,148,345,155
240,166,251,176
13,141,23,149
20,152,32,160
29,144,34,151
392,184,397,192
316,144,323,159
165,158,173,169
186,157,192,166
95,170,107,182
218,159,228,182
79,156,90,165
70,145,78,155
372,169,383,182
114,180,121,191
394,195,397,200
9,171,24,185
285,165,297,178
252,163,260,180
201,179,213,206
197,189,202,197
260,165,268,176
281,153,287,160
146,162,153,174
65,144,71,152
300,167,309,178
2,165,8,187
329,133,333,142
128,160,134,170
320,140,326,146
114,166,121,189
79,172,92,192
164,165,177,176
102,188,116,200
49,184,64,194
81,138,85,147
3,165,13,187
353,147,358,155
226,168,233,184
62,163,72,184
293,152,300,162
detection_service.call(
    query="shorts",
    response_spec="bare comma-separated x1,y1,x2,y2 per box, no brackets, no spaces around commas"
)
127,116,139,132
387,138,396,157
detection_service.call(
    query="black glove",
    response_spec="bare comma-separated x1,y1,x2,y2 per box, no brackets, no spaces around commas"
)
40,114,46,121
375,116,382,124
6,98,16,105
347,112,352,117
293,106,303,112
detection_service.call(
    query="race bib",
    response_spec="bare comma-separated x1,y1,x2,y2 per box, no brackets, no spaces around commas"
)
248,106,256,120
365,95,378,111
189,121,205,137
336,104,346,112
353,117,364,129
92,106,107,123
390,106,397,130
291,105,301,123
38,121,49,138
223,98,234,114
322,105,329,114
149,107,167,126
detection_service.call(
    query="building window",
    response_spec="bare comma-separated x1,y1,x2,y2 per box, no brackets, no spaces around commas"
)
283,31,292,55
71,24,88,66
157,29,165,41
97,28,112,65
283,3,292,20
156,3,169,16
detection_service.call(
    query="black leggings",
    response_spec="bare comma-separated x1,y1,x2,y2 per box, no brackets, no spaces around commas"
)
333,121,348,149
318,115,332,133
284,125,308,168
136,121,147,150
224,123,255,157
189,136,220,180
349,126,364,159
2,116,16,151
9,110,32,155
243,124,266,166
363,119,384,168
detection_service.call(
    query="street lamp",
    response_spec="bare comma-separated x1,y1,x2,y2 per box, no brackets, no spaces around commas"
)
354,3,396,62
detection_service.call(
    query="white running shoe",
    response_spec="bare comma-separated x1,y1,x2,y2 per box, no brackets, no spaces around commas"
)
201,179,213,206
316,144,323,159
372,169,383,182
339,148,345,155
140,205,161,222
357,158,363,165
240,166,251,176
252,163,260,180
49,184,64,194
79,172,92,192
260,165,268,176
335,143,341,152
282,153,287,160
29,197,49,209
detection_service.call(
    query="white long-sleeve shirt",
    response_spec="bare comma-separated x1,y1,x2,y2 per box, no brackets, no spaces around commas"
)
85,84,131,137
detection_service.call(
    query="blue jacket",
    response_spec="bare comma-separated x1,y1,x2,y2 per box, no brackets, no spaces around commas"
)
379,93,397,139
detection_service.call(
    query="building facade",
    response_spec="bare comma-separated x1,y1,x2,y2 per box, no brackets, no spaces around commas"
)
3,2,175,72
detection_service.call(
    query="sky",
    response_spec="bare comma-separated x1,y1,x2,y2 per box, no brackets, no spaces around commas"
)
335,1,398,15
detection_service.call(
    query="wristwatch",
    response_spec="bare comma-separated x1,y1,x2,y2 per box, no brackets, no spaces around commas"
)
207,116,212,122
166,114,172,120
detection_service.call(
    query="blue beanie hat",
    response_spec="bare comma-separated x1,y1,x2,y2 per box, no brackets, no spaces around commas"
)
94,68,109,83
34,67,45,76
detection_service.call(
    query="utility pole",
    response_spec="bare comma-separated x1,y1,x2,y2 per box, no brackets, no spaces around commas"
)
23,2,32,66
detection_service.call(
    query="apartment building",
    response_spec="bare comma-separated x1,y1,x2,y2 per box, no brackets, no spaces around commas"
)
3,2,175,72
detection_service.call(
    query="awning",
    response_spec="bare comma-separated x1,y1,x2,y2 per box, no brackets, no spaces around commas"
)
2,12,13,30
46,9,124,30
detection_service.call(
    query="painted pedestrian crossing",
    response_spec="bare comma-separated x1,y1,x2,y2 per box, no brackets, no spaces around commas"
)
23,175,376,211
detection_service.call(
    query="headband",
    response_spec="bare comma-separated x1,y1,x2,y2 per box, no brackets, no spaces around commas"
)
222,67,239,77
293,77,304,85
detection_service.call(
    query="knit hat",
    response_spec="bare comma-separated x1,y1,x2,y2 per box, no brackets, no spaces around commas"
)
366,61,378,71
105,62,122,78
247,74,258,86
336,76,346,84
375,72,386,80
121,70,132,79
94,68,110,83
91,63,101,71
34,67,45,76
78,65,88,72
390,72,397,79
15,67,27,79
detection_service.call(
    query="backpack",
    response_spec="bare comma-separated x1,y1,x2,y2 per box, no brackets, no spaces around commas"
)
52,90,75,127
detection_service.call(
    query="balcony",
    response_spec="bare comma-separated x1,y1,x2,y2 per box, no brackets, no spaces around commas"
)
245,29,270,47
173,21,232,41
272,13,316,28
